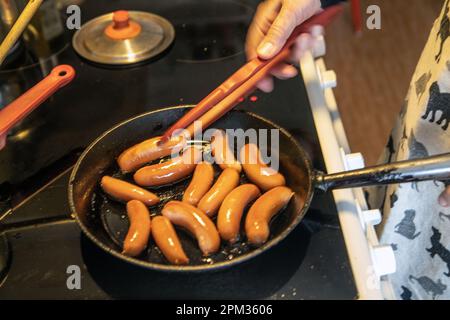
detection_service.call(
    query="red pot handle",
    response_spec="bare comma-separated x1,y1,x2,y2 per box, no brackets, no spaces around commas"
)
0,64,76,149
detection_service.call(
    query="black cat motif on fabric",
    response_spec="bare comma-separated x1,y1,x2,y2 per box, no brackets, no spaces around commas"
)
439,212,450,222
409,275,447,299
436,0,450,62
400,286,413,300
394,210,421,240
415,72,432,101
422,82,450,131
390,191,398,209
386,135,395,162
408,130,430,159
427,227,450,277
408,130,430,191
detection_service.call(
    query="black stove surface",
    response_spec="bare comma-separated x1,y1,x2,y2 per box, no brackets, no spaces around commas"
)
0,0,356,299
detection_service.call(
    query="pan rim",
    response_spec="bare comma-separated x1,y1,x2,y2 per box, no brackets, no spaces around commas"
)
68,105,315,272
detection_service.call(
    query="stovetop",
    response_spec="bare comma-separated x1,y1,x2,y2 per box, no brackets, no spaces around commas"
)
0,0,356,299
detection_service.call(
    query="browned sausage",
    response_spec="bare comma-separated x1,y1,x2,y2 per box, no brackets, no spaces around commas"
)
197,168,240,217
217,184,261,243
245,186,294,246
134,147,202,187
210,129,241,172
101,176,160,206
122,200,151,257
152,216,189,265
239,143,286,191
182,161,215,206
161,201,220,255
117,135,186,173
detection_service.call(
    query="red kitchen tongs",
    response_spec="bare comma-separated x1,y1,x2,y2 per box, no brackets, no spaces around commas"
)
0,65,75,149
160,5,343,142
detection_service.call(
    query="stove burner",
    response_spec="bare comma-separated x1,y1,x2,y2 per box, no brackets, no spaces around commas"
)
171,0,254,63
0,33,70,111
0,43,69,74
0,6,70,73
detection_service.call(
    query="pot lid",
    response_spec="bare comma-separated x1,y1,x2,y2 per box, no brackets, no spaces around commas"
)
72,10,175,65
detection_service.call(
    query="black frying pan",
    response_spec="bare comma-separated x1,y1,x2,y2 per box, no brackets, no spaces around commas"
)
68,106,450,272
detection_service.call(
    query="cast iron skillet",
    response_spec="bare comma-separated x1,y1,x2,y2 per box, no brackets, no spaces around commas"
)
68,106,450,272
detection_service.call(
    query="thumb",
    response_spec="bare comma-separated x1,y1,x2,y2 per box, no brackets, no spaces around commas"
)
257,6,296,59
438,186,450,207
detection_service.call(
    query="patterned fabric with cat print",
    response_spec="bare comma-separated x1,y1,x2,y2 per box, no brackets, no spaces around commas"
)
367,0,450,300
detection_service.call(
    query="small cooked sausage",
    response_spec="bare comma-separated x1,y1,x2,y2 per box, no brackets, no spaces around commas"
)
117,135,186,173
162,201,220,255
197,168,240,217
210,129,241,172
101,176,160,206
217,184,261,243
122,200,151,257
240,143,286,191
245,186,294,246
182,161,215,206
134,147,202,187
152,216,189,265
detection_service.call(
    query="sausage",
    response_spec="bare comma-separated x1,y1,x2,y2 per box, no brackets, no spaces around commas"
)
182,161,215,206
210,129,241,172
117,135,186,173
161,201,220,255
100,176,160,206
152,216,189,265
245,186,294,246
239,143,286,191
134,147,202,187
197,168,240,217
217,184,261,243
122,200,151,257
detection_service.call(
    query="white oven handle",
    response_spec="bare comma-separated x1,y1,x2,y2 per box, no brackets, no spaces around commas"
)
299,32,396,300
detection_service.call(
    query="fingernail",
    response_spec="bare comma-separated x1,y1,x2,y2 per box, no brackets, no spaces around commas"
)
288,69,298,77
297,34,311,51
258,42,274,57
282,65,297,77
439,196,448,207
310,25,324,37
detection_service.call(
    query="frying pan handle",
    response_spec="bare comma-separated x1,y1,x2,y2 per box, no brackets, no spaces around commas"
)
0,64,75,150
314,153,450,192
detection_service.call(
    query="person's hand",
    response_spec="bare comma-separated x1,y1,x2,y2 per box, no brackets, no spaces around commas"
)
245,0,322,92
438,184,450,207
